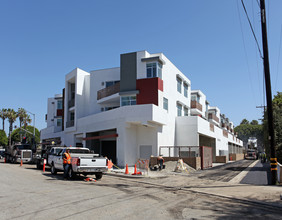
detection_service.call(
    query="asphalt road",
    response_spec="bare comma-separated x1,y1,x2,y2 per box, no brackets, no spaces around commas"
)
241,161,271,185
194,160,255,182
1,160,282,220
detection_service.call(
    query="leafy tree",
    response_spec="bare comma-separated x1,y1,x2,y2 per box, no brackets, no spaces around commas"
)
11,125,40,144
0,130,8,146
263,92,282,163
0,108,8,130
234,121,263,151
250,120,259,125
240,119,249,125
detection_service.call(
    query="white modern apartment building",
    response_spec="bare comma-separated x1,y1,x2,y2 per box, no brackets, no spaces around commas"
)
41,50,243,166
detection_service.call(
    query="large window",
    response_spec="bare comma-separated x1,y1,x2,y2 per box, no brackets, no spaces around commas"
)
57,100,63,109
177,103,182,116
121,96,136,106
163,97,168,111
177,77,182,93
146,63,162,79
184,107,188,116
184,83,188,98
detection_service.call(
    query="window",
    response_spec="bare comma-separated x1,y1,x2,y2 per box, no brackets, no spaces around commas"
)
70,83,75,99
146,63,162,79
177,77,182,93
191,94,200,102
184,83,188,98
177,103,182,116
57,118,62,127
57,100,63,109
184,107,188,116
105,81,119,88
121,96,136,106
163,98,168,111
70,112,75,121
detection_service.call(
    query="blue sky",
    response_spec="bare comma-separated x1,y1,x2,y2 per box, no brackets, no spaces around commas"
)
0,0,281,134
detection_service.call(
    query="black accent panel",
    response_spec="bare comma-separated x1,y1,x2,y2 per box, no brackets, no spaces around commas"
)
120,52,137,92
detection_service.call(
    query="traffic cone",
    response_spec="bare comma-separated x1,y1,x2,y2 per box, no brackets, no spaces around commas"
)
4,157,6,163
132,164,137,175
43,163,45,172
20,159,23,167
125,164,129,174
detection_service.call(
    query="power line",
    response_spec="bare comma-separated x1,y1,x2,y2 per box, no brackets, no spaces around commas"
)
241,0,263,59
237,0,257,106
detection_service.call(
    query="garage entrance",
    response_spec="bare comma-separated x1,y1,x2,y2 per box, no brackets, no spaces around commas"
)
199,134,216,162
84,129,117,165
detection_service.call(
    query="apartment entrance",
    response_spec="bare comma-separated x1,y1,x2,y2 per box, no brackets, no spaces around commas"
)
84,129,117,164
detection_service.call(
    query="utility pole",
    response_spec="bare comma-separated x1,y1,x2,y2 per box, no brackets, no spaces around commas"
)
260,0,277,185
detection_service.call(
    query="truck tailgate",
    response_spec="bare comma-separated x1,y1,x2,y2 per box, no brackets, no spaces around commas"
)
79,157,107,167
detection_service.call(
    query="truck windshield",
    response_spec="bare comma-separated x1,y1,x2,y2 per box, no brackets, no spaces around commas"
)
69,149,90,154
16,145,31,150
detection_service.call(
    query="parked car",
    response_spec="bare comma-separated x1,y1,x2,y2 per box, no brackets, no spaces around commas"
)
49,147,108,180
0,149,5,159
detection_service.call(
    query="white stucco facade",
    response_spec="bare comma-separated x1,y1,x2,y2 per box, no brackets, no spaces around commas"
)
41,50,243,167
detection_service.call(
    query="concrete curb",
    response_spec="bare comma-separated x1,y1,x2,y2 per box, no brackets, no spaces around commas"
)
105,171,167,179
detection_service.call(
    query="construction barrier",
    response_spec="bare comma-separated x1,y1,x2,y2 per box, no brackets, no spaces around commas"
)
137,159,149,176
20,159,23,167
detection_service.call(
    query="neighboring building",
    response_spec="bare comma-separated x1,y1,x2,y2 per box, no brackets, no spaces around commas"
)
41,50,243,166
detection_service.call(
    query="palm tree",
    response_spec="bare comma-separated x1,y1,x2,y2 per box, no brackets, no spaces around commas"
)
6,108,18,146
17,108,28,128
23,114,32,129
0,108,7,130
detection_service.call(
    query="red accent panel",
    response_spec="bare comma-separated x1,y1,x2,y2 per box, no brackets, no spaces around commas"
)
57,109,63,116
136,78,163,106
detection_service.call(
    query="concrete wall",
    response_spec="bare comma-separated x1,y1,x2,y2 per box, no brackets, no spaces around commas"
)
215,156,228,163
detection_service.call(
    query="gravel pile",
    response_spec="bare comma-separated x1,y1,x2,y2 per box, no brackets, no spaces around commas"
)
148,160,196,177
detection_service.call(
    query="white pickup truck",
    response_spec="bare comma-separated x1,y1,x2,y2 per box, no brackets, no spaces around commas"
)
49,147,108,180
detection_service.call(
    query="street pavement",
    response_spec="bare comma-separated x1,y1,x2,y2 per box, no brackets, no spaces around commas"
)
240,160,271,185
0,159,282,220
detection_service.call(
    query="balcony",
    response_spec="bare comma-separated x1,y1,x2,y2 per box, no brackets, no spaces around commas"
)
66,120,74,128
223,130,228,138
97,82,120,100
191,100,202,112
68,99,75,108
209,123,214,132
208,113,219,123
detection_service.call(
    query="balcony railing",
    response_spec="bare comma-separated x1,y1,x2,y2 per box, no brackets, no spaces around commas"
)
68,99,75,108
210,123,214,132
97,82,120,100
66,120,74,128
223,130,228,138
208,113,219,123
190,100,202,112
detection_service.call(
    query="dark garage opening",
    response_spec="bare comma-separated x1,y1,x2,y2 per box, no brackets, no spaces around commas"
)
101,141,117,164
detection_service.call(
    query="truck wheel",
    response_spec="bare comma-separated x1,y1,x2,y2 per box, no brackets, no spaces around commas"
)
51,164,57,175
95,173,103,180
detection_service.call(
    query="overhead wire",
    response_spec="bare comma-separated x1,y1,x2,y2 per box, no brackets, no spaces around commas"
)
241,0,263,59
252,0,263,104
236,0,258,106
